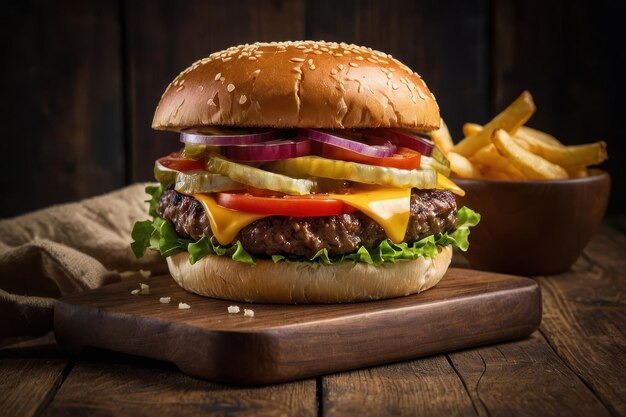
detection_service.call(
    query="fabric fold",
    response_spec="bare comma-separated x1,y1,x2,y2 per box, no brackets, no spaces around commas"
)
0,183,167,339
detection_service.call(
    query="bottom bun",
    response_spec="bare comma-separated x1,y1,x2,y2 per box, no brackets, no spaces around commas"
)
167,246,452,304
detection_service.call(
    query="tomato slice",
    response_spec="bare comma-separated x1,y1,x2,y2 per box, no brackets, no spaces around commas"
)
319,144,421,170
158,152,206,171
215,192,358,217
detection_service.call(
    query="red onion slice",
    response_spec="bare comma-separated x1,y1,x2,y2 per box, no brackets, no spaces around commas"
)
362,129,434,156
300,129,396,158
222,138,311,161
180,129,279,145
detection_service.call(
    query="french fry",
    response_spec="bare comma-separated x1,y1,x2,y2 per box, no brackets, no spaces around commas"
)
517,126,564,147
491,129,568,180
471,145,526,180
478,167,519,181
515,133,607,167
464,122,533,151
430,118,454,156
451,91,536,157
566,166,589,178
448,152,482,178
462,122,482,137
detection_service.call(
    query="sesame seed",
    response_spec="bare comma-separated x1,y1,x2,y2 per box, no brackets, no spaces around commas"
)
314,50,323,55
349,62,359,67
227,84,235,92
331,68,338,75
290,57,305,63
412,96,418,103
355,56,364,61
392,83,399,90
176,85,184,92
252,69,261,77
297,45,307,49
308,59,313,66
239,95,247,104
292,66,303,74
208,98,215,106
198,85,204,91
309,64,316,70
381,67,389,73
338,64,345,70
387,72,393,79
248,56,257,60
303,49,313,53
222,57,232,62
334,53,343,57
367,57,378,63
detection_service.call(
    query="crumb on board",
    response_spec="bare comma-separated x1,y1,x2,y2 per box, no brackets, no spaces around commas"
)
243,309,255,318
130,289,140,295
159,297,171,304
178,302,191,310
139,269,151,278
139,283,150,295
228,305,241,314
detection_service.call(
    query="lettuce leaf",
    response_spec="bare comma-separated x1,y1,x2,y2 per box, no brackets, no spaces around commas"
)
130,184,480,266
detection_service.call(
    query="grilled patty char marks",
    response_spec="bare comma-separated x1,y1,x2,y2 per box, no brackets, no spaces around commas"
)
157,188,458,258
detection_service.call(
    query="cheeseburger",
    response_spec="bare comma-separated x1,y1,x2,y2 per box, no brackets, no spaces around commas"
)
131,41,479,303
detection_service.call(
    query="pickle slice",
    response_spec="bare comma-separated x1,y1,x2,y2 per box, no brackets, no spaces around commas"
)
206,154,316,195
420,155,451,176
174,170,244,194
154,161,177,186
266,157,437,189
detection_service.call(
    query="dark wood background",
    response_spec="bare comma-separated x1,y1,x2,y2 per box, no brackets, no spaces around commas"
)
2,0,624,218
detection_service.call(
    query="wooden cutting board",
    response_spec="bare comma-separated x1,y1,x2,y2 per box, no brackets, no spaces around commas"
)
54,268,541,384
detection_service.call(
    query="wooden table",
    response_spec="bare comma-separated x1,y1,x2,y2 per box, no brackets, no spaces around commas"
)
2,218,624,417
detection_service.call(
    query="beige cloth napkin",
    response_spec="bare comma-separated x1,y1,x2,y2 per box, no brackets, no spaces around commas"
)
0,184,167,340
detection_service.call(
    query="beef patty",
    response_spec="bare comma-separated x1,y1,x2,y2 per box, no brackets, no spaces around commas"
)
157,188,458,258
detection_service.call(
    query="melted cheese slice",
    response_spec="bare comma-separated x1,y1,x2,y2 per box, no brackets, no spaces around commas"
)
193,194,266,245
437,173,465,196
327,187,411,244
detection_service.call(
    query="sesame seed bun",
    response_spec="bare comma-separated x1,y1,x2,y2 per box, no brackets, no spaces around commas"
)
152,41,440,131
166,246,452,304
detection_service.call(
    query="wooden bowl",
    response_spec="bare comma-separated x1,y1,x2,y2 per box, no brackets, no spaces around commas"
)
454,170,610,275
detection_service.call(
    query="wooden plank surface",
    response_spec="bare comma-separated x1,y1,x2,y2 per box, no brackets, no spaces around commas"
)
0,341,70,417
123,0,306,183
0,0,124,218
448,333,612,417
323,355,477,417
53,269,540,384
536,223,626,416
42,349,316,417
305,0,489,139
